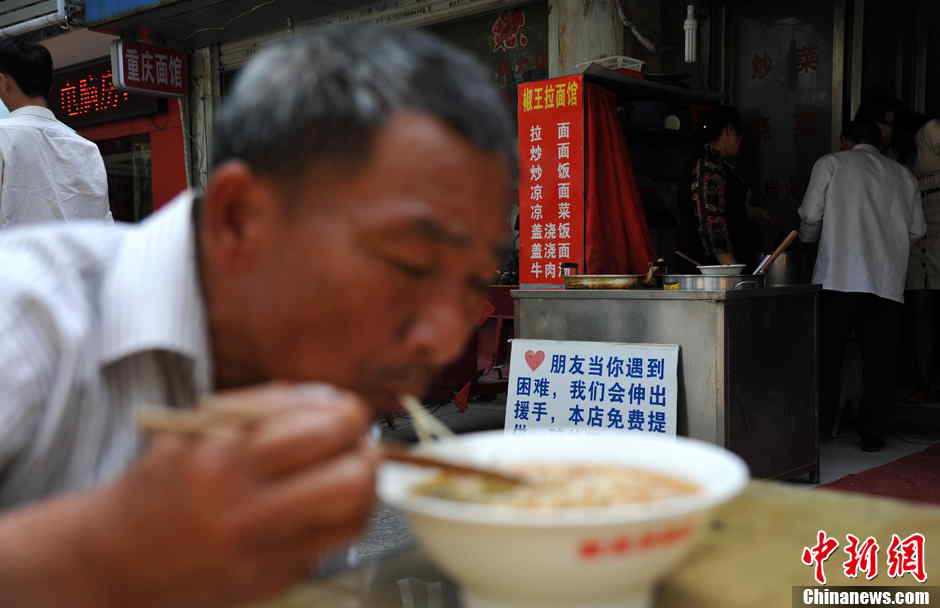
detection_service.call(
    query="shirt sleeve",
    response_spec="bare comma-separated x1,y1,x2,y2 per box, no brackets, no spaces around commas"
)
0,148,5,224
691,158,732,256
798,155,837,243
0,282,57,475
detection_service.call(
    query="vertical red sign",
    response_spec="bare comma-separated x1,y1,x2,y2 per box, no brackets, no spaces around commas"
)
517,75,584,287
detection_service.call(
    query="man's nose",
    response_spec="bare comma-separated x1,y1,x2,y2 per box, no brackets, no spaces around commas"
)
404,295,476,367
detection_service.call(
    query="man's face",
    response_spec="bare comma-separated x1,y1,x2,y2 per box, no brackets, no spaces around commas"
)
203,113,511,408
0,74,15,107
719,126,742,158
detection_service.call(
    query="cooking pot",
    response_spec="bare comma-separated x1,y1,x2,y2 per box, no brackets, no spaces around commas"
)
662,274,764,291
565,266,659,290
760,251,800,287
564,274,645,289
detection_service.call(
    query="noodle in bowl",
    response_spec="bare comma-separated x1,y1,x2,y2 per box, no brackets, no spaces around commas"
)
378,431,748,608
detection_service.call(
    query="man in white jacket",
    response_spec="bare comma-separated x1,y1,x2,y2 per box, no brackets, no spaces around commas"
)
799,120,926,452
0,39,111,226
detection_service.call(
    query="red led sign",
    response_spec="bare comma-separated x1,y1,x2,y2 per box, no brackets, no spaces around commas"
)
49,59,161,129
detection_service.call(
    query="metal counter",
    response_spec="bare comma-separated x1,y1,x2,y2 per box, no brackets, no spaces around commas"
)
513,286,820,482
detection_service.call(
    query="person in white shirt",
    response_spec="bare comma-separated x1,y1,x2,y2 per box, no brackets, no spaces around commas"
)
0,26,514,607
0,39,111,226
799,120,926,452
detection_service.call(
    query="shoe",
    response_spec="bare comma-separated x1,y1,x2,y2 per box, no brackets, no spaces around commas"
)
861,436,886,452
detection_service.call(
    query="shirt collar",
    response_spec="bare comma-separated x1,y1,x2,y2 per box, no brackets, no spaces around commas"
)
100,191,213,394
8,105,55,120
852,144,880,154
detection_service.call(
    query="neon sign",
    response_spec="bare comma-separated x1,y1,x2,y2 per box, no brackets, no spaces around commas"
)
50,59,161,129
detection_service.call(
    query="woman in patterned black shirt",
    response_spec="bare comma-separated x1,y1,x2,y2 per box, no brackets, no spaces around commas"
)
679,106,768,272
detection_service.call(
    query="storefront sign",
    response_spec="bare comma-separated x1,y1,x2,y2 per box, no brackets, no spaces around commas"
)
111,40,187,98
505,339,679,436
86,0,162,23
517,75,584,287
49,59,162,129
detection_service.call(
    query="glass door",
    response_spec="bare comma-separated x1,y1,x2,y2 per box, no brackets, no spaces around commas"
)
97,133,153,222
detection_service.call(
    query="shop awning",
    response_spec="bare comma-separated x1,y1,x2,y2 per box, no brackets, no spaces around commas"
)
86,0,377,48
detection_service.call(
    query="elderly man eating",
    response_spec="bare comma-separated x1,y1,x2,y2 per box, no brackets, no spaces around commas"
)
0,25,514,607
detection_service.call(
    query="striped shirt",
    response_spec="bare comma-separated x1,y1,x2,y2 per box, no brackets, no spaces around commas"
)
0,192,212,508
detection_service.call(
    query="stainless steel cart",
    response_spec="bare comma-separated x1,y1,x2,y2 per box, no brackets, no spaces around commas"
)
513,286,820,482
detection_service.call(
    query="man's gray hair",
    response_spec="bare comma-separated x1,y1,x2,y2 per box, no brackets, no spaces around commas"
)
212,25,516,181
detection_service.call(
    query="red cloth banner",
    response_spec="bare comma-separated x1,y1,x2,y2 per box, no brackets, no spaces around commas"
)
584,83,653,274
517,75,585,287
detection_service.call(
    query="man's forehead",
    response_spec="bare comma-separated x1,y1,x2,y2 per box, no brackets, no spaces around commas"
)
365,202,506,249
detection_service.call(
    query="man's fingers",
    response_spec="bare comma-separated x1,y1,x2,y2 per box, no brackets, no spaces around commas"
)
247,399,372,478
230,447,378,546
237,523,368,600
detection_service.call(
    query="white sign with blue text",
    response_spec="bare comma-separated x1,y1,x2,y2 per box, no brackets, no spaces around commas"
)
505,339,680,436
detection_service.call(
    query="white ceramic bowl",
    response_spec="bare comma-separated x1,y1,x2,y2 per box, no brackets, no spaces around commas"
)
378,431,748,608
697,264,747,276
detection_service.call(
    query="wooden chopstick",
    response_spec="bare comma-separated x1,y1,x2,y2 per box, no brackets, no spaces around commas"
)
137,406,242,435
136,394,457,438
138,405,523,486
399,395,454,443
381,443,525,486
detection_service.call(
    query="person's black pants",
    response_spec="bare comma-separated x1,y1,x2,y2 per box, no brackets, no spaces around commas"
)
820,290,901,441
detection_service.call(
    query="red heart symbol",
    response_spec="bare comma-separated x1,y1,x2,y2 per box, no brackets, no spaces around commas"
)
525,350,545,371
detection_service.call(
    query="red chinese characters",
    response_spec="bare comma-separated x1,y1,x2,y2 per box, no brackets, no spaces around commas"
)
843,534,880,580
491,9,529,52
58,70,129,119
802,531,928,585
802,530,840,585
797,46,818,73
752,51,772,80
887,533,928,583
112,40,187,97
578,523,694,561
518,75,585,287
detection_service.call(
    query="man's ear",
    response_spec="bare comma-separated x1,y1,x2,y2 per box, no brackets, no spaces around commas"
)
200,162,286,272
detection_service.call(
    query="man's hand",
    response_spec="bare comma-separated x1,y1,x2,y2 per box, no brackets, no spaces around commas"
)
747,205,772,225
0,383,377,608
716,252,738,265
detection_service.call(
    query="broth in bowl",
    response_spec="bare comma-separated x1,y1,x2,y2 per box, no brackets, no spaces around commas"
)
380,432,748,608
413,463,701,509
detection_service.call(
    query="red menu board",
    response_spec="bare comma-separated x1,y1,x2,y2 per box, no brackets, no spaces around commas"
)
517,75,585,287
